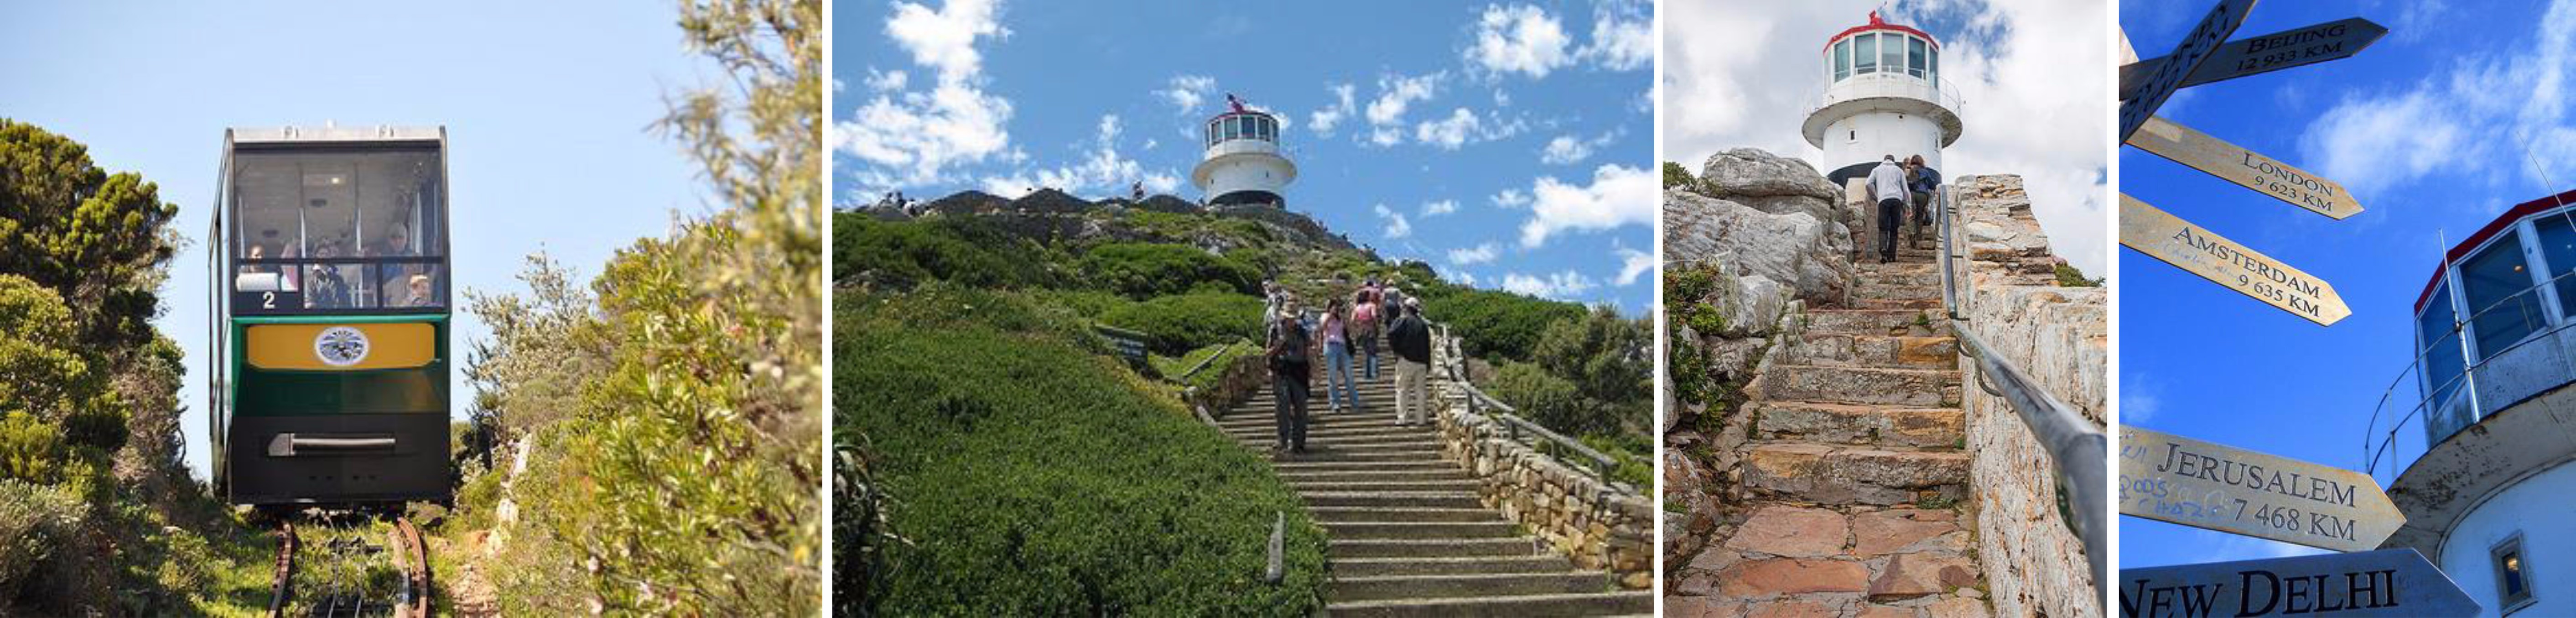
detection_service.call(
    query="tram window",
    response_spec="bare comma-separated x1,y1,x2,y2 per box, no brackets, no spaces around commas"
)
227,146,442,308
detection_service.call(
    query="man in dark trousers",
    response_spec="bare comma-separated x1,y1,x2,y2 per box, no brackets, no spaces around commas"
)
1865,155,1909,263
1266,298,1314,455
1906,154,1942,249
1385,298,1434,427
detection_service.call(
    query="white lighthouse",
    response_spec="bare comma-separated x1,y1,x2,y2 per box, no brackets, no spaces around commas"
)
1192,94,1297,208
1801,11,1963,186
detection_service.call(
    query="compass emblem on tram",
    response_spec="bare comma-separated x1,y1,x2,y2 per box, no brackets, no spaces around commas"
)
313,326,371,367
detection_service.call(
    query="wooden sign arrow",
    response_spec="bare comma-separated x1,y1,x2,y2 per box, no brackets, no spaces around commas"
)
2119,18,2388,100
2119,195,2352,326
2119,425,2400,551
2127,116,2363,219
2120,549,2478,618
2121,0,2260,141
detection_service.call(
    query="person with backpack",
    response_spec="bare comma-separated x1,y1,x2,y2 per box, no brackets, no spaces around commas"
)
1906,154,1942,249
1320,297,1358,414
1350,286,1381,382
1267,297,1314,454
1386,298,1433,427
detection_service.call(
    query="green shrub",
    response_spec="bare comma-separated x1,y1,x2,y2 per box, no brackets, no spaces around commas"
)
1485,361,1590,436
1533,306,1652,409
2056,263,2103,287
837,314,1325,616
1421,288,1587,362
835,213,1052,289
0,480,80,602
1662,161,1695,190
1667,328,1712,407
1098,292,1265,356
1665,262,1717,304
1152,341,1257,395
1024,288,1134,320
1079,243,1262,299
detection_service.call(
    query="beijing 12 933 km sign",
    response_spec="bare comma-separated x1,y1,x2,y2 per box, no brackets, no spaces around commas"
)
2118,425,2401,552
2120,549,2478,618
2117,17,2388,101
2119,195,2351,326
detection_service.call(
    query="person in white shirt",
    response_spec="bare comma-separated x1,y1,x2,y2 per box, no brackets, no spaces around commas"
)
1865,155,1910,263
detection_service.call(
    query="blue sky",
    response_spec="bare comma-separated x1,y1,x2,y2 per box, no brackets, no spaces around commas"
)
2119,0,2576,568
0,2,712,481
832,0,1657,312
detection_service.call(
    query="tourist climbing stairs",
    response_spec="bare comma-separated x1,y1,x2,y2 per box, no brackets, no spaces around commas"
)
1700,238,1994,617
1215,369,1652,617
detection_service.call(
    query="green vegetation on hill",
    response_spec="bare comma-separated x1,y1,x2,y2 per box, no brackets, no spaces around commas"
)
840,286,1324,616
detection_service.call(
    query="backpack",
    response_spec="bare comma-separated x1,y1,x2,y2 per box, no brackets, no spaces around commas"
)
1352,300,1378,332
1270,318,1310,369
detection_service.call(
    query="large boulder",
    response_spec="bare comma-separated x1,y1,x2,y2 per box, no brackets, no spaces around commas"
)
1665,188,1853,311
1699,148,1843,223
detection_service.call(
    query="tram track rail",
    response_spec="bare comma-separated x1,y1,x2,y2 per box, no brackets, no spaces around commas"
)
266,512,433,618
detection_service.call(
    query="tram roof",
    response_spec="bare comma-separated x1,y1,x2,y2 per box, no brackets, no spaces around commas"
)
229,125,444,146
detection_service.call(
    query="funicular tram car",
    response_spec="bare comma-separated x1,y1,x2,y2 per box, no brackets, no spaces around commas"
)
212,126,452,509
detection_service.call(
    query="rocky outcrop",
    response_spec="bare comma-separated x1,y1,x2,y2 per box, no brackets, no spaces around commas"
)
1698,148,1844,224
1664,189,1853,309
1950,175,2105,618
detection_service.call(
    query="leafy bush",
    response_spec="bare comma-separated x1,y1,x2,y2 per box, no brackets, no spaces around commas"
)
1079,243,1261,299
1098,292,1265,356
1532,306,1653,409
1662,161,1695,190
1486,361,1589,436
1421,288,1588,362
836,213,1053,290
1667,327,1712,407
1023,288,1133,320
0,479,80,602
1151,341,1257,395
838,308,1326,616
2056,263,2103,287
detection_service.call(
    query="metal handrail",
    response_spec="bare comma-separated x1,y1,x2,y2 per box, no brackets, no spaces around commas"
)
1933,182,2106,594
1175,341,1243,382
1429,324,1638,493
2358,265,2576,482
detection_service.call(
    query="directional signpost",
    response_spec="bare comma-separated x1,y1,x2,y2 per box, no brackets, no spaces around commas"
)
2119,0,2259,141
2119,549,2479,618
2120,195,2351,326
2118,426,2399,551
2119,18,2389,100
2126,116,2363,219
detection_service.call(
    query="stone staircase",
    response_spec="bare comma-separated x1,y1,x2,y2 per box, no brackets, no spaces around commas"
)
1217,369,1651,617
1680,242,1994,617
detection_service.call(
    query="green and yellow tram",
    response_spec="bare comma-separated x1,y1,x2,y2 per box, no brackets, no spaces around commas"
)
210,126,452,508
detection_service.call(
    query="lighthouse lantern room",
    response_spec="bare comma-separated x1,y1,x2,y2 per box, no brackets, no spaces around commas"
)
1801,11,1964,186
1192,94,1298,208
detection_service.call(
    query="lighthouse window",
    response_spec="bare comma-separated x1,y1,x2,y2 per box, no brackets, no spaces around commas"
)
1881,35,1904,78
1833,38,1851,80
1929,46,1940,87
2493,535,2534,613
2533,214,2576,319
2418,281,2471,443
1865,33,1885,74
1908,38,1927,78
2460,234,2546,360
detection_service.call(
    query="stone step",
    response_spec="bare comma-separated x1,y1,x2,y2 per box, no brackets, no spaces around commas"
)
1304,491,1485,509
1276,449,1449,464
1318,519,1521,540
1274,459,1458,474
1279,468,1472,484
1217,415,1415,431
1231,431,1438,449
1326,571,1614,603
1852,297,1942,310
1749,365,1960,407
1329,537,1538,559
1310,506,1506,524
1854,281,1941,302
1750,401,1964,448
1290,478,1483,494
1324,591,1652,618
1802,309,1948,337
1743,443,1970,506
1776,333,1956,370
1332,555,1576,577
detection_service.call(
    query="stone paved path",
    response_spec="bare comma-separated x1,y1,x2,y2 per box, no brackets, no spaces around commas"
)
1220,367,1651,617
1668,242,1994,618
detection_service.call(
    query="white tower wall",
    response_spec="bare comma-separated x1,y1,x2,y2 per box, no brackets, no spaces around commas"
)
2437,458,2576,617
1821,112,1946,176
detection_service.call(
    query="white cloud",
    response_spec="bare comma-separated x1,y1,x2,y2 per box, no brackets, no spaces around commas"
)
1579,1,1653,71
1158,74,1217,115
1664,0,2113,277
2122,373,2160,424
1449,242,1501,265
837,0,1014,195
1491,187,1532,208
977,114,1179,198
1309,83,1358,134
1502,270,1598,300
1374,203,1413,239
1615,247,1654,286
2298,0,2576,201
1519,164,1657,248
1422,199,1460,216
1542,131,1618,165
864,68,909,92
1367,72,1444,127
1466,4,1575,79
1416,107,1530,150
1368,127,1407,147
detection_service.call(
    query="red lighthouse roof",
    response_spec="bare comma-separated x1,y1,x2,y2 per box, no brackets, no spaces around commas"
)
1826,11,1939,52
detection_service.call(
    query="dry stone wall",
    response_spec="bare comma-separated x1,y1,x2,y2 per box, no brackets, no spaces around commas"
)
1426,329,1655,589
1949,175,2107,618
